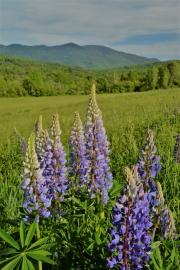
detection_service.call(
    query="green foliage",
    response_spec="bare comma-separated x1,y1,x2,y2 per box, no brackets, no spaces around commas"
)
0,54,180,97
0,221,56,270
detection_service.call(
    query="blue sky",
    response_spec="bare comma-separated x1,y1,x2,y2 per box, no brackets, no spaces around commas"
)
0,0,180,61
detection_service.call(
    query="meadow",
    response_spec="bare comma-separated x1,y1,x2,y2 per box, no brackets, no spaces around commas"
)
0,88,180,269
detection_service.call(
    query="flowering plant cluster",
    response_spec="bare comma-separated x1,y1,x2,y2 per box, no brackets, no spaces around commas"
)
18,84,178,270
107,130,177,269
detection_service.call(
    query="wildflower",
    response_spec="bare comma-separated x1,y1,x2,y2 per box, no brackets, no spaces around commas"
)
156,182,177,239
174,133,180,162
21,133,47,221
42,114,69,216
14,127,27,155
107,166,152,269
84,84,113,204
69,111,89,188
35,115,49,162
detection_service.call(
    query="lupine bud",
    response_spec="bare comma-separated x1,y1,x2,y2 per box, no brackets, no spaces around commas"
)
14,127,27,155
156,182,177,239
35,115,49,162
107,166,152,269
21,133,47,222
42,114,69,217
85,84,113,204
69,111,89,188
174,133,180,162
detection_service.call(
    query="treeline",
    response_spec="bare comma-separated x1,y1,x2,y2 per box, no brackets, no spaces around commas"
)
0,54,180,97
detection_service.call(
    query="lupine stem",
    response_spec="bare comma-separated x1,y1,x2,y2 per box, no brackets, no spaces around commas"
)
36,222,42,270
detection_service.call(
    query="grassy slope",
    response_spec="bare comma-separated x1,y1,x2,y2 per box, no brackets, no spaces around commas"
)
0,43,159,69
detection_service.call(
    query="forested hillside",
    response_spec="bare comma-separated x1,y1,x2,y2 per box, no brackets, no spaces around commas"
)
0,43,159,69
0,54,179,97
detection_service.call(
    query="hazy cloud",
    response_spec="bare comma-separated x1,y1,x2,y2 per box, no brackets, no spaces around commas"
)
0,0,180,60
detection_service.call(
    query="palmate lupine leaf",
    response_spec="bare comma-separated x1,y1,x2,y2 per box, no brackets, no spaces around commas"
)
24,221,36,246
0,220,56,270
0,230,20,250
20,220,25,248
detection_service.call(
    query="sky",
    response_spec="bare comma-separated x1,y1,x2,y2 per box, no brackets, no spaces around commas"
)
0,0,180,61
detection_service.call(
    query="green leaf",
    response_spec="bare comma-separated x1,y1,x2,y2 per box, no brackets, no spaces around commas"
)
26,250,52,257
110,184,123,197
26,259,35,270
0,248,19,256
0,229,20,250
20,221,25,248
1,255,22,270
87,242,94,250
155,247,163,268
27,254,56,265
33,243,56,251
27,237,49,250
77,221,87,236
94,232,101,245
22,256,29,270
151,241,161,250
151,255,161,270
71,196,85,208
25,222,36,247
0,255,20,266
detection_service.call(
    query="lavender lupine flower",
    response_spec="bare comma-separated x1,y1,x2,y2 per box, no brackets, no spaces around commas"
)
69,111,89,188
107,166,152,270
35,115,49,163
174,133,180,162
156,182,177,239
14,127,27,155
137,130,161,219
84,84,113,204
21,133,47,222
137,130,177,239
42,114,69,217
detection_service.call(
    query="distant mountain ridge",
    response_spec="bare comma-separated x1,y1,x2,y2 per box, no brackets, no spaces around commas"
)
0,43,160,69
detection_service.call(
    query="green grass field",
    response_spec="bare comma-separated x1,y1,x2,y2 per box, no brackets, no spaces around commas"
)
0,89,180,269
0,89,180,145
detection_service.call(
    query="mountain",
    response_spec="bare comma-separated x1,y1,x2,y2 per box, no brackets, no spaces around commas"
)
0,43,160,69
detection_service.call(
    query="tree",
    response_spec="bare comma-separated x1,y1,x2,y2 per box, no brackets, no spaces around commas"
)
146,67,159,89
158,66,170,89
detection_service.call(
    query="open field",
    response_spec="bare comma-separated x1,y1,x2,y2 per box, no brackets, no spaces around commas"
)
0,89,180,269
1,89,180,145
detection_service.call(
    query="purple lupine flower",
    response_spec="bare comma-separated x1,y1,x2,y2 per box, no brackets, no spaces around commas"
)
84,84,113,204
156,182,177,239
21,133,48,222
137,130,177,239
107,166,152,269
174,133,180,162
42,114,69,217
69,111,89,188
14,127,27,155
35,115,49,163
137,130,161,222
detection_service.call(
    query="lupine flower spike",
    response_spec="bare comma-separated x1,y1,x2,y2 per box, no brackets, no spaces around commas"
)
137,130,161,223
14,127,27,155
69,111,89,189
107,166,152,269
85,84,113,204
174,133,180,162
21,133,47,222
155,182,177,239
35,115,49,162
42,113,69,218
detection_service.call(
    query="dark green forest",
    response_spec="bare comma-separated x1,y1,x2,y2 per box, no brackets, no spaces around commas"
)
0,54,180,97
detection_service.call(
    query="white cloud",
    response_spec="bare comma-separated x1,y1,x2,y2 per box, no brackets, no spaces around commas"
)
0,0,180,59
